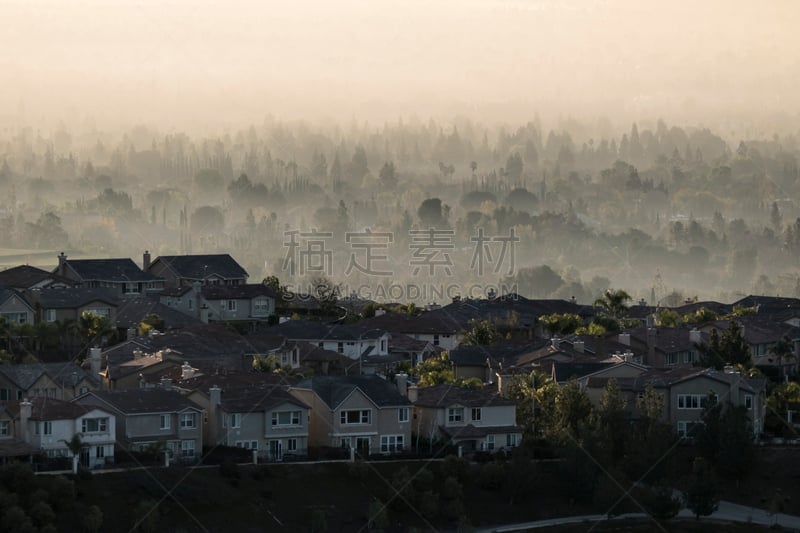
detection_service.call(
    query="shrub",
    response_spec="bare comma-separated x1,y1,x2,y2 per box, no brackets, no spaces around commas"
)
478,463,505,491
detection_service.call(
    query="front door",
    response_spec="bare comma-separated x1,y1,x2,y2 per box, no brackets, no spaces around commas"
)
355,437,370,457
269,440,283,462
79,447,90,468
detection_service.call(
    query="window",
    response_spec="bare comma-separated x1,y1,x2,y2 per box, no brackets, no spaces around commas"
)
229,413,241,428
253,298,270,316
340,409,370,425
340,437,351,449
180,413,197,429
96,446,105,458
398,408,409,423
235,440,258,450
485,435,495,451
188,299,193,310
471,408,482,421
160,415,170,430
683,351,696,364
664,353,678,366
45,309,57,322
79,387,89,395
281,353,288,365
447,407,464,424
88,308,110,318
433,334,440,346
380,435,404,453
506,433,520,448
745,395,753,410
227,300,237,312
272,411,301,427
677,421,704,439
292,349,299,366
81,418,107,433
287,439,297,452
0,389,10,401
180,439,196,458
1,312,27,324
123,282,140,294
0,421,8,436
677,394,709,410
381,339,386,352
337,342,344,354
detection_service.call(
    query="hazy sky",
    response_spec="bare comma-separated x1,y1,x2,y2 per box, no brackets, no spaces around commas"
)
2,0,798,131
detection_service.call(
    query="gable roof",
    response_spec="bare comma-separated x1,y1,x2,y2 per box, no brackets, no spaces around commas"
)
0,265,76,290
586,366,767,395
414,384,515,408
115,298,205,330
62,258,161,283
552,361,619,383
10,397,91,420
0,362,98,390
0,288,35,311
293,375,411,409
218,384,309,413
80,388,203,414
150,254,248,281
33,287,120,309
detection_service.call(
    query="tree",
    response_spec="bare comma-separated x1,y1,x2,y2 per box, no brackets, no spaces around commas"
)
684,457,719,520
190,205,224,234
132,499,160,533
349,145,369,180
696,321,751,370
771,335,795,381
61,434,84,474
656,308,681,328
417,198,445,227
82,505,104,533
505,152,524,181
462,319,500,346
411,352,455,386
366,498,388,531
771,201,783,233
593,289,631,320
539,313,583,336
378,161,397,188
639,481,682,522
555,379,592,440
593,379,627,464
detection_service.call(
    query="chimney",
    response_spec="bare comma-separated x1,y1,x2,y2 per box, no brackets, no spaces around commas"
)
375,308,386,317
89,347,102,376
573,340,584,353
395,373,408,398
496,373,511,396
160,376,173,390
618,333,631,346
622,350,635,362
407,384,418,403
143,250,151,270
689,328,702,346
209,386,222,446
57,252,67,277
20,399,32,443
181,362,195,380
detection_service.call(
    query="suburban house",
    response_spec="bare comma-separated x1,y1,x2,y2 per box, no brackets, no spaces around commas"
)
411,383,522,453
291,375,412,455
200,284,277,325
29,287,119,325
0,265,76,290
74,389,205,462
194,384,310,461
0,362,100,402
0,287,35,325
53,253,164,296
271,320,390,367
0,404,39,463
358,311,463,351
145,253,248,288
584,367,767,440
618,327,706,368
13,397,116,468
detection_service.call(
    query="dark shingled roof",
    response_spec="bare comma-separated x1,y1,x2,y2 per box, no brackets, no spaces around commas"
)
82,388,203,414
23,397,91,420
0,265,76,290
152,254,249,281
414,384,515,408
33,287,119,309
219,385,309,413
64,258,161,282
0,362,98,390
0,287,33,309
270,320,385,341
586,367,767,394
115,298,205,330
552,361,619,383
294,375,411,409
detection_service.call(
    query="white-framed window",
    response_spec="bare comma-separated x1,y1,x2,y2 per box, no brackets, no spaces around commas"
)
227,300,237,312
677,421,704,439
96,445,105,458
745,394,753,410
433,334,440,346
272,411,301,427
485,435,495,450
235,440,258,450
664,353,678,366
281,352,288,365
447,407,464,424
0,420,9,437
45,309,57,322
398,407,409,423
180,439,196,457
683,351,696,364
253,298,271,316
123,282,140,295
340,409,370,425
1,312,28,324
677,394,707,410
180,413,197,429
81,418,107,433
287,439,297,452
471,408,482,421
340,437,351,449
230,413,241,429
292,349,299,366
506,433,520,448
337,342,344,353
160,415,170,430
380,435,404,453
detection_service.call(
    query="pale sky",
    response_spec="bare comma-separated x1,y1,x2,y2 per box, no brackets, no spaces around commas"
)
1,0,798,131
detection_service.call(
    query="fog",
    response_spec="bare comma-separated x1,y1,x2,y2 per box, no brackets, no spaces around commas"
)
2,0,798,132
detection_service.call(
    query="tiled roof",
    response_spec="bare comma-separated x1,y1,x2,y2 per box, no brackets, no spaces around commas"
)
26,397,90,420
82,388,203,414
151,254,248,280
0,265,76,289
294,375,411,409
65,258,161,282
414,384,515,408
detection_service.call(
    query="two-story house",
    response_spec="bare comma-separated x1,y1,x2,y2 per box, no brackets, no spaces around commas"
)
0,265,76,290
0,362,99,402
272,320,390,369
14,397,116,468
30,287,120,325
54,253,164,296
291,376,412,455
74,389,205,463
200,284,277,325
193,384,310,461
411,383,522,453
0,288,36,325
145,253,248,288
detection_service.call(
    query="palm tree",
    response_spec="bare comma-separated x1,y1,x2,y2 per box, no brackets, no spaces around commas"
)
61,433,85,474
593,289,632,320
771,336,795,383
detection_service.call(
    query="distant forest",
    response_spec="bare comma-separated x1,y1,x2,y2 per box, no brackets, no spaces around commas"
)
1,117,798,304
